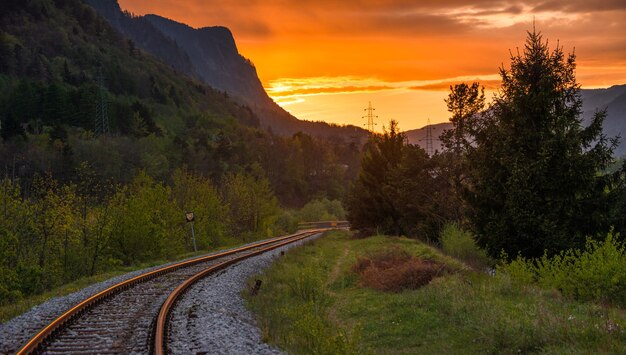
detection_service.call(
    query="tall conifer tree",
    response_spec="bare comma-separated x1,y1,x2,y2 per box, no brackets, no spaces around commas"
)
464,29,618,258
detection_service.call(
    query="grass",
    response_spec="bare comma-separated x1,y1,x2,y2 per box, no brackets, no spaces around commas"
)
0,238,244,323
245,230,626,354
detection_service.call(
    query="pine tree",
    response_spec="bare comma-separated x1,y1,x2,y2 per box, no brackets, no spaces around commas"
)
441,82,485,155
465,29,618,258
440,83,486,222
345,120,405,235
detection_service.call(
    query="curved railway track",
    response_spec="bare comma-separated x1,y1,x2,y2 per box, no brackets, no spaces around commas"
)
16,228,337,354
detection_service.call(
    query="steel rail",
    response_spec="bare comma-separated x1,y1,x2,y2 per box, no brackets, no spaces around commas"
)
16,229,322,355
153,230,321,355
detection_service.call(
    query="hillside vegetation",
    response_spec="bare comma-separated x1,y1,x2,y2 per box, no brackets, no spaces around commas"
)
246,230,626,354
0,0,358,308
0,0,360,205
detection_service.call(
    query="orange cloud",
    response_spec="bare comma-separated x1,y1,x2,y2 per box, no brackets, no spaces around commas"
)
117,0,626,128
269,85,394,97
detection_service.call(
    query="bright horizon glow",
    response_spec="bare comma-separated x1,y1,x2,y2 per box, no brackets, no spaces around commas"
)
119,0,626,131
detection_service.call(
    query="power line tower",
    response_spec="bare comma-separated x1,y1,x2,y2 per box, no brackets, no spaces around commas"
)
95,67,109,136
362,101,377,133
421,118,434,156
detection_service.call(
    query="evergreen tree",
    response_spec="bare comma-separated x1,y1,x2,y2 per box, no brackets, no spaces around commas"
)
1,112,26,140
440,82,485,155
440,83,486,222
346,120,405,235
347,120,457,239
462,29,618,258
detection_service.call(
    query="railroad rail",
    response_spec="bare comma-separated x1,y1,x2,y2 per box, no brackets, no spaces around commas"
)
153,230,318,354
16,228,334,354
298,220,350,229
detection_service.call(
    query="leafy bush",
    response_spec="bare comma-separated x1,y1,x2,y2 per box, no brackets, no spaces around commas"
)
296,198,345,222
440,224,491,269
499,230,626,306
273,210,298,235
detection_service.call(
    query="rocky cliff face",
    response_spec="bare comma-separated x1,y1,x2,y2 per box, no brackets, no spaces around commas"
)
143,15,271,110
85,0,359,136
84,0,195,77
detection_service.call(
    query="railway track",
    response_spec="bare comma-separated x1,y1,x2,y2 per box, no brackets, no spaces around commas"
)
16,228,333,354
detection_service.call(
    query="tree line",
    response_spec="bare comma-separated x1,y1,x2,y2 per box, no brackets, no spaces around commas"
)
346,29,626,259
0,166,287,304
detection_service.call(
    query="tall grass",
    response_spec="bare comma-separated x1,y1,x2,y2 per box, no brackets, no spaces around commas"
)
246,231,625,354
245,239,361,354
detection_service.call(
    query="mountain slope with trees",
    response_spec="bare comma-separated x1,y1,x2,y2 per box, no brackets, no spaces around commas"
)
0,0,361,306
84,0,369,138
0,0,361,205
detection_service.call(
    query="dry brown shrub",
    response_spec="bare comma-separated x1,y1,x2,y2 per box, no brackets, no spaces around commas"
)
352,247,448,292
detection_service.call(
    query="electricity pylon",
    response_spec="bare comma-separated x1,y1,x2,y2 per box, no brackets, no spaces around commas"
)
362,101,377,133
421,118,434,156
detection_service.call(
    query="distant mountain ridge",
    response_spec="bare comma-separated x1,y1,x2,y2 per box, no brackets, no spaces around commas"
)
82,0,195,77
143,15,270,110
581,85,626,155
84,0,368,139
407,85,626,156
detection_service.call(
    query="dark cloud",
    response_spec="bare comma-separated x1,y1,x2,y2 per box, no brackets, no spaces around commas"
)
333,11,474,36
532,0,626,13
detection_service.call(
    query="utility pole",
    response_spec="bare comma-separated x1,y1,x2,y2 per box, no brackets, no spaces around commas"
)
95,66,109,136
185,211,197,252
421,118,434,156
362,101,377,133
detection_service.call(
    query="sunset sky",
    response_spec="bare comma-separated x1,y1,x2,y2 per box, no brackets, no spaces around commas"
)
119,0,626,131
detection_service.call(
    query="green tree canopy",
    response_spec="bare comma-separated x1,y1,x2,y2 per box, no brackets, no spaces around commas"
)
346,120,455,239
459,29,619,258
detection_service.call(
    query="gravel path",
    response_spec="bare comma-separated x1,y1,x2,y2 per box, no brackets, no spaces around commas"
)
0,234,317,354
167,233,322,354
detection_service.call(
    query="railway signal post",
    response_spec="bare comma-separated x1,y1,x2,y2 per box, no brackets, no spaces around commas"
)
186,211,197,252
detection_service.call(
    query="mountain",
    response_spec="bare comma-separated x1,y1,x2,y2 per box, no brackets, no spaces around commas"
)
143,15,269,109
406,85,626,156
81,0,195,78
404,122,451,153
0,0,362,206
581,85,626,156
84,0,368,139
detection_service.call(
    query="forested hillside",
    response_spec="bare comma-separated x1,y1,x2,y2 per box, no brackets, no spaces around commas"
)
0,0,360,304
0,0,360,204
84,0,370,138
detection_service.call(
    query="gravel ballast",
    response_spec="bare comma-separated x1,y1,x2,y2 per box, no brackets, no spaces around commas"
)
166,234,321,354
0,234,319,354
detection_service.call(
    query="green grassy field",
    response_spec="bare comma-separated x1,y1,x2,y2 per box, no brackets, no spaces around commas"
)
245,230,626,354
